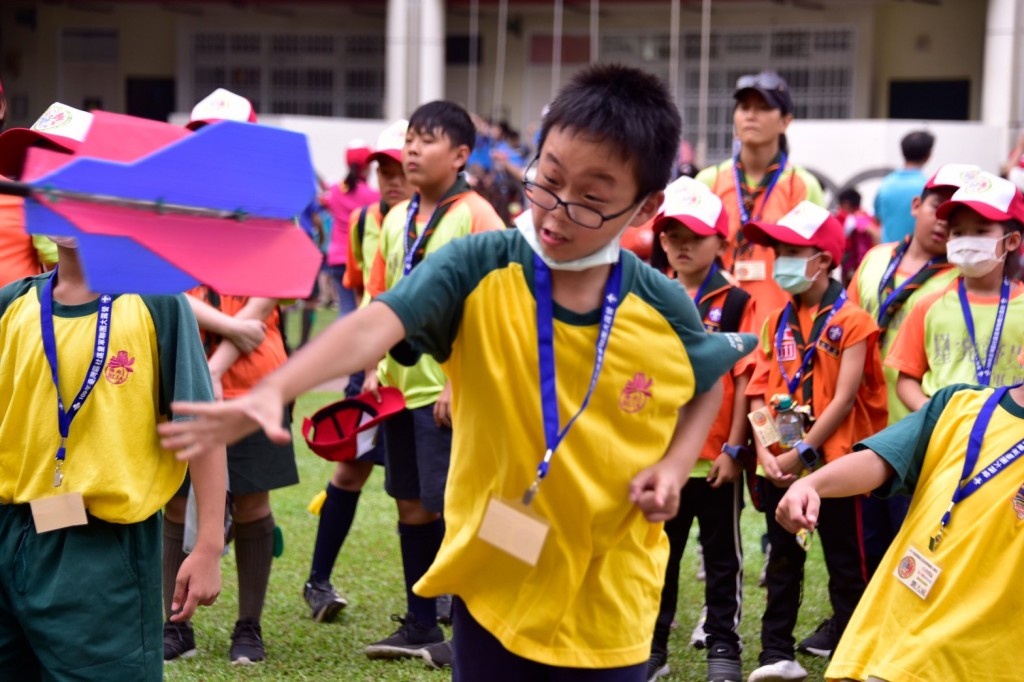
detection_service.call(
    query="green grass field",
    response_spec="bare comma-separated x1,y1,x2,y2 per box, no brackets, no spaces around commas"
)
166,308,835,681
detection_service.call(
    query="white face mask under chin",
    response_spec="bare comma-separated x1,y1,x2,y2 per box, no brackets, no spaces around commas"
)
946,235,1008,278
515,206,643,272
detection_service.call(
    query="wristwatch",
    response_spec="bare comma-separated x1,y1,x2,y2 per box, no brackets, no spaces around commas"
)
795,440,820,470
721,443,749,461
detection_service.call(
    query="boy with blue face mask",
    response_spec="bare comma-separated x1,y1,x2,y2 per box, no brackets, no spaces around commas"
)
740,202,888,682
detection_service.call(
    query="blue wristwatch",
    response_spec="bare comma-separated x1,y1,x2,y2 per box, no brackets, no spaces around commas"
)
795,440,820,470
721,443,748,461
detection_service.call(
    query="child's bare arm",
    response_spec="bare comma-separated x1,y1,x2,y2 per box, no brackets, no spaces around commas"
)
159,301,406,457
896,372,929,412
709,372,750,488
801,338,866,451
206,297,279,379
186,294,267,354
169,443,226,621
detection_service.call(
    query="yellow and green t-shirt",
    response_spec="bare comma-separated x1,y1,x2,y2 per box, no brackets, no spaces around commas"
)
848,242,957,425
368,189,503,408
828,384,1024,682
0,273,213,523
377,229,757,668
885,278,1024,398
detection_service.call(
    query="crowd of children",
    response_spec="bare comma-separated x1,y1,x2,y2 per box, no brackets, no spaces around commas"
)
0,62,1023,682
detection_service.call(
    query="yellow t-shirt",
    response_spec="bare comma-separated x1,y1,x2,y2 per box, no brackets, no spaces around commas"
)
0,274,213,523
828,385,1024,682
378,229,757,667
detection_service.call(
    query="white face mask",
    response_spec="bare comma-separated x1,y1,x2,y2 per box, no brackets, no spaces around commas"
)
946,235,1008,278
514,206,643,272
46,235,79,249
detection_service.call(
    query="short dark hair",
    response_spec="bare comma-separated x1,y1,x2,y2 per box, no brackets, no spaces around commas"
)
838,188,861,208
408,100,476,153
901,130,935,163
538,63,681,199
1002,219,1023,281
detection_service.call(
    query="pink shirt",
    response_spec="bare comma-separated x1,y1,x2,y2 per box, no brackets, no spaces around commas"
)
324,181,380,266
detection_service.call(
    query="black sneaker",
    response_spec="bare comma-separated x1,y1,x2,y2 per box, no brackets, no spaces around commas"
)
422,640,453,669
364,613,444,659
796,617,837,658
303,579,347,622
647,648,670,681
435,593,453,626
163,620,196,661
229,618,265,665
707,645,742,682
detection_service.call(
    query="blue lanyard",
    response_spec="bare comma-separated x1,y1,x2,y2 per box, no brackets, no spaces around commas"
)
39,270,113,487
732,152,788,225
523,254,623,505
692,263,719,306
401,194,423,276
876,241,941,323
931,385,1024,551
957,277,1010,386
775,290,847,396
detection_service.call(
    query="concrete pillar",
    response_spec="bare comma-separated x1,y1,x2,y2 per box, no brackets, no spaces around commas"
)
386,0,408,121
417,0,446,105
980,0,1024,149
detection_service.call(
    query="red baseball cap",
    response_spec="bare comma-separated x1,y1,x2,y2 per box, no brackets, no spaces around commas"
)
653,176,729,238
743,201,846,265
925,163,981,192
0,102,93,178
935,171,1024,223
367,119,408,166
301,387,406,462
346,139,372,168
186,88,257,130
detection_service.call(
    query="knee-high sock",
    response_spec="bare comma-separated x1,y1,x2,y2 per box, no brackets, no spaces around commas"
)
235,514,276,622
309,484,361,583
398,518,445,627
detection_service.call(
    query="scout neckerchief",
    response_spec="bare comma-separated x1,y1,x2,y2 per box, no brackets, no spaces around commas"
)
40,269,113,487
775,279,846,405
876,236,947,343
730,151,787,264
402,176,471,275
522,254,624,505
958,276,1011,387
692,263,731,320
929,385,1024,551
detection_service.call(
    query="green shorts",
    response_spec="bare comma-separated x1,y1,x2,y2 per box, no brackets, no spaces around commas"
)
0,504,162,681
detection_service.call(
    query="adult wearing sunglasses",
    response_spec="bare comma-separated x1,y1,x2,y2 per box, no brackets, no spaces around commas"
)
695,71,827,332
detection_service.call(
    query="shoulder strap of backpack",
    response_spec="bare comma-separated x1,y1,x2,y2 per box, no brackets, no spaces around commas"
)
719,286,750,334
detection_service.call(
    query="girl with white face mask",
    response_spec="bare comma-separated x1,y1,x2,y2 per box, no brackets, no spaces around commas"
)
886,171,1024,413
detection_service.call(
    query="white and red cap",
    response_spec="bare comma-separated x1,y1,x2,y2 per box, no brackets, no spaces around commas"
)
936,171,1024,223
367,119,408,165
653,176,729,238
301,387,406,462
346,138,372,167
925,163,981,192
743,201,846,265
186,88,257,130
0,102,93,178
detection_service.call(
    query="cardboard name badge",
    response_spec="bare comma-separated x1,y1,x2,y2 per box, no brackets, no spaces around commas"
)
30,492,88,533
477,496,549,566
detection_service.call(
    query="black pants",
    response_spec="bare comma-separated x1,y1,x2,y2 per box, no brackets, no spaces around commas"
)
654,477,743,658
452,598,645,681
759,479,867,664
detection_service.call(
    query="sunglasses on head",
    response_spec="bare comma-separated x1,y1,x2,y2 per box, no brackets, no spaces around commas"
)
736,73,788,93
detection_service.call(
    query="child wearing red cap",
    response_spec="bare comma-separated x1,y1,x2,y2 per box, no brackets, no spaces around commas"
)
742,202,887,682
887,171,1024,406
647,178,755,682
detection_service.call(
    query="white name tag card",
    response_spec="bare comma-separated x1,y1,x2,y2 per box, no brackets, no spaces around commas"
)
30,492,88,533
477,496,549,566
735,260,767,282
894,544,942,600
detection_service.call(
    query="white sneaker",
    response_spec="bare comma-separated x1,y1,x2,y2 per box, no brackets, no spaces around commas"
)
690,604,708,649
747,659,808,682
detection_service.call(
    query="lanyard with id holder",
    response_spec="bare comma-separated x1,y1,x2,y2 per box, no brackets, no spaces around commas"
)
29,270,111,533
895,385,1024,600
731,153,787,282
476,255,623,567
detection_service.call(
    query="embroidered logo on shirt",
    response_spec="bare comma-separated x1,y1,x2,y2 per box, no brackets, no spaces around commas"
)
827,325,843,342
619,373,653,413
105,350,135,385
897,554,916,580
1013,484,1024,520
709,307,723,323
779,328,797,362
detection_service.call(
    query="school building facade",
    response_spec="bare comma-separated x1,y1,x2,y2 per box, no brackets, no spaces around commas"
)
1,0,1021,174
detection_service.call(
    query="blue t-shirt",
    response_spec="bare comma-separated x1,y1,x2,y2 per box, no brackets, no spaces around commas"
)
874,168,927,243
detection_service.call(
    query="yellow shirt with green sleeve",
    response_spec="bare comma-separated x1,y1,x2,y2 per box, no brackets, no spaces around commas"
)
0,273,214,524
377,229,757,668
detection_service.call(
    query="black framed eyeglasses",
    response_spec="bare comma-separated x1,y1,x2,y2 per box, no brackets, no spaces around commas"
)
521,159,640,230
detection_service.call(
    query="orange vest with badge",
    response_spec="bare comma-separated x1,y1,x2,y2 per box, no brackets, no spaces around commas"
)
747,280,888,462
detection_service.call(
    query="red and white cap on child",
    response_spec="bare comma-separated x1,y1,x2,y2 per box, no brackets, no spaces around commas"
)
367,119,408,166
0,102,93,178
186,88,257,130
936,171,1024,223
743,201,846,265
925,163,981,192
653,176,729,238
346,139,372,168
